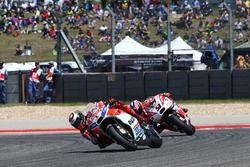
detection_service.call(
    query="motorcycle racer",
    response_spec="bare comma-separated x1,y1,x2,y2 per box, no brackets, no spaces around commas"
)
68,99,146,148
130,92,188,133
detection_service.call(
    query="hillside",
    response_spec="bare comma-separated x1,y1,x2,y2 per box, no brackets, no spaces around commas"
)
0,5,245,63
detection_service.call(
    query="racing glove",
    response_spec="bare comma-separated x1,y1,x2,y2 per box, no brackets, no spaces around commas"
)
133,112,148,124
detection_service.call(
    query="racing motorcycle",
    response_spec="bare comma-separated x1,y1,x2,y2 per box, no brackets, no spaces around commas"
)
145,95,195,136
87,103,162,151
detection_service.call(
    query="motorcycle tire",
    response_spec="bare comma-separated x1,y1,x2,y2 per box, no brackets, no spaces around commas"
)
106,125,137,151
169,115,196,136
148,129,162,148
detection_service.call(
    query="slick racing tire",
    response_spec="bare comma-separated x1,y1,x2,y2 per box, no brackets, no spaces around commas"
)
106,125,137,151
148,130,162,148
169,115,196,136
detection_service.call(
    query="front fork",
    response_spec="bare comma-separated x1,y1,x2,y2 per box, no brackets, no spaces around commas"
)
172,103,191,125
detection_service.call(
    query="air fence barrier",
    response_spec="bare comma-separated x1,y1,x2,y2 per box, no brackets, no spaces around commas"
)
6,72,20,103
189,71,209,99
5,70,250,104
232,69,250,99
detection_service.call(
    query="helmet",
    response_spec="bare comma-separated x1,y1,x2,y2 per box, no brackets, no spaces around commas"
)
68,111,86,129
130,100,143,115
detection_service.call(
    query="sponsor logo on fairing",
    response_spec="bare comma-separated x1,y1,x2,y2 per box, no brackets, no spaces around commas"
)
133,122,143,137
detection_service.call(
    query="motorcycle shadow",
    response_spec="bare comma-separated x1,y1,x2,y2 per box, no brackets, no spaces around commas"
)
65,147,150,154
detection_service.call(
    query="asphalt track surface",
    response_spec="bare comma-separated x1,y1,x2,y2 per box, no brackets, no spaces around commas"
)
1,129,250,167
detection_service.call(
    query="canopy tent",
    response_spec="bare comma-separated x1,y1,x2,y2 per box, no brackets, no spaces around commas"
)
154,36,203,62
101,36,159,56
235,41,250,51
101,36,206,70
101,36,202,58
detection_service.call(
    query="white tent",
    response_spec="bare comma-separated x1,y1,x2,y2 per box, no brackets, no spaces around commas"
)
101,36,159,56
155,37,206,70
101,36,206,70
155,37,201,61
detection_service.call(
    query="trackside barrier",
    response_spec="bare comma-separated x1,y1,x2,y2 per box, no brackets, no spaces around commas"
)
232,69,250,98
189,71,209,99
6,72,20,103
53,75,63,102
107,73,125,100
144,72,167,99
168,71,189,99
124,72,144,100
209,70,231,99
86,74,107,102
5,69,250,104
63,74,86,102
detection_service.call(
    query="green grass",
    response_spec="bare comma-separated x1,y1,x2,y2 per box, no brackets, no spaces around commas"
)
0,6,245,63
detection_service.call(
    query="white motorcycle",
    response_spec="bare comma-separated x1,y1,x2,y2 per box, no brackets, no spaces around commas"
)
145,95,195,136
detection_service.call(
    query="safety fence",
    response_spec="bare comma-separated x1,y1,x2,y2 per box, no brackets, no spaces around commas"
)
5,69,250,103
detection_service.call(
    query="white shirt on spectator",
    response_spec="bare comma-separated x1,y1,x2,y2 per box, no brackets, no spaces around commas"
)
99,25,108,31
235,21,242,30
214,38,223,48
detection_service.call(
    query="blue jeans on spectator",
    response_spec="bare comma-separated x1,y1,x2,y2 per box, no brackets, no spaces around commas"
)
0,81,7,104
28,80,40,103
43,81,53,103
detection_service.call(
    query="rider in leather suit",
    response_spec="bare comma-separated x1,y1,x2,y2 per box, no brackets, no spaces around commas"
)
130,92,188,133
68,99,146,148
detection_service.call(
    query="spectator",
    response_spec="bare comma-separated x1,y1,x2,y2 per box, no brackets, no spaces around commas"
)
15,44,23,56
236,0,243,6
86,29,93,39
235,55,247,69
43,61,61,104
49,23,56,39
201,45,219,69
244,54,250,68
98,24,108,36
242,19,249,31
0,62,8,104
200,38,207,49
214,36,223,49
235,19,242,33
24,41,32,56
32,21,38,33
28,61,43,103
234,31,244,42
41,21,49,39
183,32,190,43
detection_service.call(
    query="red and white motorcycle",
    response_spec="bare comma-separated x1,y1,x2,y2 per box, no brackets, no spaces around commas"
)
145,95,195,136
86,103,162,151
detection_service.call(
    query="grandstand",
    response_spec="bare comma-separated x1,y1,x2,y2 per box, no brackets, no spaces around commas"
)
0,0,249,70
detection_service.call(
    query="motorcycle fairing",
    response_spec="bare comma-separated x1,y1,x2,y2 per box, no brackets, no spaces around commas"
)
115,112,144,140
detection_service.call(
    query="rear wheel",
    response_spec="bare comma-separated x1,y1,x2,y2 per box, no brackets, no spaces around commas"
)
168,115,196,136
106,125,137,151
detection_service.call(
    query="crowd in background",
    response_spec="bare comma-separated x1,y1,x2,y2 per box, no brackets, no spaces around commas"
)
1,0,250,104
0,0,250,65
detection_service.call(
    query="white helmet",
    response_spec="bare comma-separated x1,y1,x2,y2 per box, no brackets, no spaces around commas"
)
68,111,86,129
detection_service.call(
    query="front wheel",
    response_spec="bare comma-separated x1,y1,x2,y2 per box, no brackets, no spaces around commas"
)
148,129,162,148
106,125,137,151
168,115,196,136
